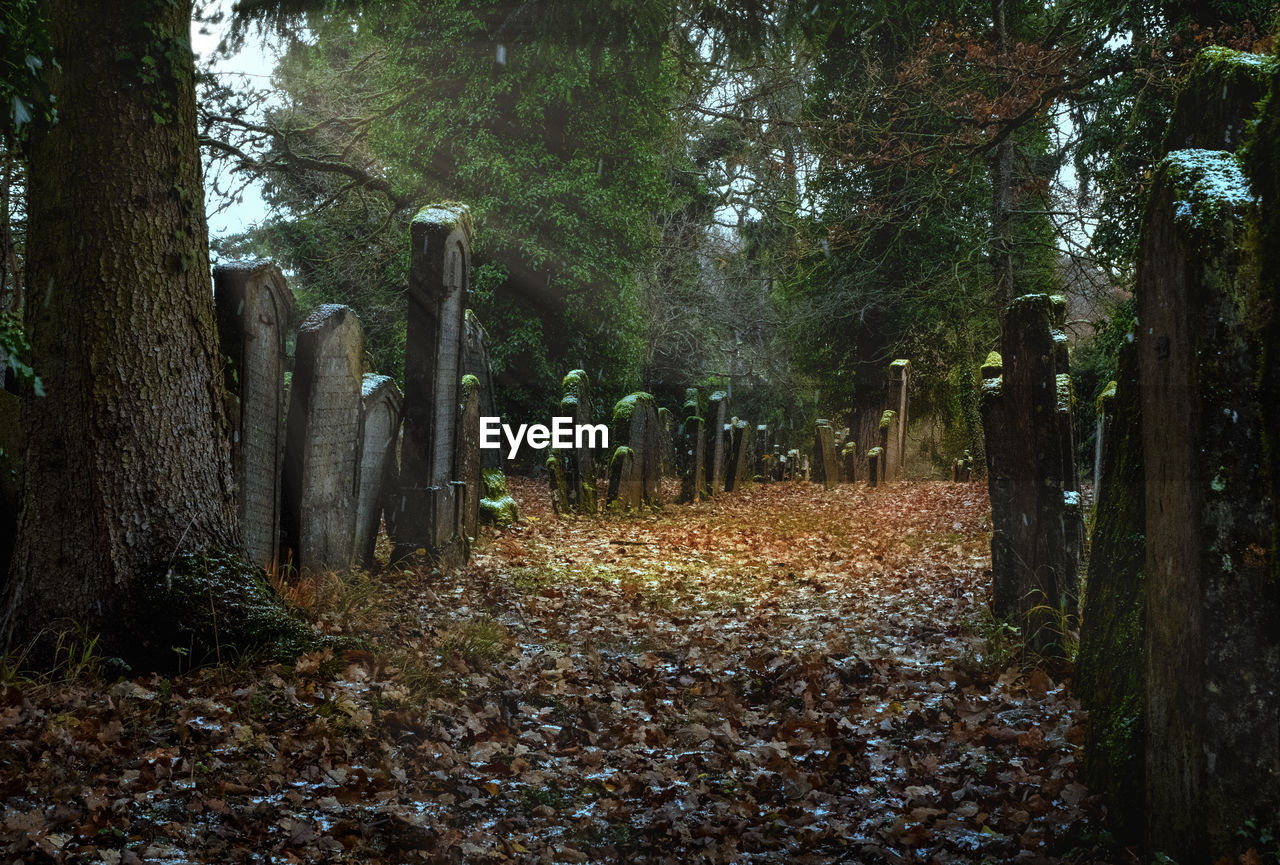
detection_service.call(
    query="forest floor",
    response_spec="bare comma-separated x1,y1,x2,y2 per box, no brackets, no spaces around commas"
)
0,479,1127,864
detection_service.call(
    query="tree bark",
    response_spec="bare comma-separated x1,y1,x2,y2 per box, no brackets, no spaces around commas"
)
2,0,237,658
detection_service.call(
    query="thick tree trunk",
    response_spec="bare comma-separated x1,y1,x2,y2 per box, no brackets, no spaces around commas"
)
1,0,237,657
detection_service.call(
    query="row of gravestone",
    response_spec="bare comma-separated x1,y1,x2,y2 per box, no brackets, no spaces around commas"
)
806,358,913,490
214,203,506,576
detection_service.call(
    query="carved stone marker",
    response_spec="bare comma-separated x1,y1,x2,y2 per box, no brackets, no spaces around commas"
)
354,374,402,566
724,419,752,492
282,304,363,573
559,370,597,513
396,203,473,567
812,420,837,490
678,389,705,503
706,391,727,495
888,359,910,479
463,309,501,470
214,261,295,570
866,447,883,487
608,392,661,509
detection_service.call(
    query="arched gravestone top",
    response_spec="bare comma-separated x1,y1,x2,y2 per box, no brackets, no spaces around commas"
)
283,304,363,573
213,260,296,570
399,202,474,564
355,374,402,566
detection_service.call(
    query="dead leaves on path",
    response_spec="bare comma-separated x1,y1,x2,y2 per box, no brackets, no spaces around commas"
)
0,480,1121,864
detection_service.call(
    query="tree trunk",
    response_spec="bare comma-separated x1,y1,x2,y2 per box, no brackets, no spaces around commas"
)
1,0,237,658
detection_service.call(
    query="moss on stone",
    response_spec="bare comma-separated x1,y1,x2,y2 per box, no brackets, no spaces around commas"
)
1056,373,1075,412
134,547,331,670
411,202,474,237
479,468,518,527
867,446,884,457
980,351,1003,380
562,369,590,403
1097,380,1117,416
1162,148,1255,238
879,410,896,432
460,373,480,400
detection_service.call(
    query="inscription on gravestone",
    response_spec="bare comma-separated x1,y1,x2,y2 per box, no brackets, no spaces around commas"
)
282,304,363,573
214,261,295,570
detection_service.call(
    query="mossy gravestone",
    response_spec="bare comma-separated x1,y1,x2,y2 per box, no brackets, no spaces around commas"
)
214,261,295,571
354,375,402,567
608,392,661,511
282,304,363,574
981,295,1074,655
1138,143,1277,862
1075,341,1145,843
456,374,482,544
724,419,752,492
678,388,705,503
556,369,597,514
812,420,837,489
706,391,728,496
397,203,473,568
463,309,501,470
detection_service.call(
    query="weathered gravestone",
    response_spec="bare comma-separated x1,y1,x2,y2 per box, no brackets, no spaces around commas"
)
1138,88,1280,861
456,374,483,544
887,359,910,480
812,420,837,489
549,369,597,515
657,407,675,478
282,304,363,574
841,442,858,483
608,392,661,511
879,410,900,482
980,295,1074,655
678,388,706,503
463,309,501,470
395,203,474,568
753,425,770,481
705,391,728,495
866,447,883,487
1075,342,1145,843
214,261,295,570
724,419,752,492
354,375,402,566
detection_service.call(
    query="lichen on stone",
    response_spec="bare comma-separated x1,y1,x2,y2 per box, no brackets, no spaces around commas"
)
879,410,896,432
980,351,1003,379
1056,373,1075,412
479,468,518,527
1097,380,1118,416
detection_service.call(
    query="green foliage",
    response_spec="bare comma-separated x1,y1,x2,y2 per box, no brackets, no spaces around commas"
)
0,0,56,142
0,311,43,395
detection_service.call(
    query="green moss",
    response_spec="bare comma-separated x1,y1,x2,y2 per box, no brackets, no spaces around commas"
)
682,387,703,419
980,351,1003,380
479,468,518,527
1097,380,1117,416
460,373,480,400
411,202,474,237
1056,373,1075,412
867,446,884,457
135,547,331,670
841,443,857,456
878,409,896,432
561,369,590,402
889,358,909,369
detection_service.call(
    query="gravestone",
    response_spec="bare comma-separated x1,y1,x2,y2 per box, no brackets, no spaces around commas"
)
354,375,402,566
785,448,800,481
558,369,597,514
841,442,858,483
463,309,501,470
880,410,900,482
678,389,706,504
282,304,363,573
1094,380,1116,489
606,447,642,512
724,419,752,492
753,425,770,481
812,420,837,489
456,374,482,543
214,260,295,570
981,295,1074,654
396,203,473,568
609,392,661,507
706,391,727,495
866,447,883,487
657,407,675,478
888,360,910,479
1138,122,1280,858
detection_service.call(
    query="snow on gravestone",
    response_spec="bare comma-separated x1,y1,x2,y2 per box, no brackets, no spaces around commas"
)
396,204,472,567
282,304,363,574
355,374,402,567
887,359,910,481
214,261,295,571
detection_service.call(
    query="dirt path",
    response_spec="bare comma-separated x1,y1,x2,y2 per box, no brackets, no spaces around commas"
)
0,480,1120,864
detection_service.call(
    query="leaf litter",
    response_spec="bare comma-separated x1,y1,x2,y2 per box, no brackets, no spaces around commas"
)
0,479,1127,863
